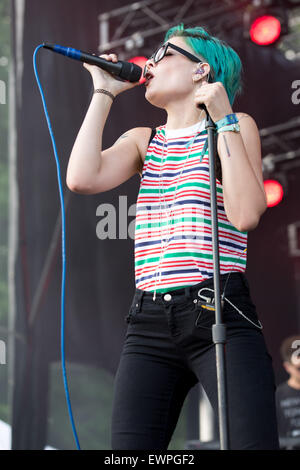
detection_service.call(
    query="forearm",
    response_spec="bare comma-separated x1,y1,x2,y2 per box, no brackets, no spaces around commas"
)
217,131,267,232
66,93,113,190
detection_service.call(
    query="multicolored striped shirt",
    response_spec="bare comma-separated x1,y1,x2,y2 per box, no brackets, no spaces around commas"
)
134,120,248,294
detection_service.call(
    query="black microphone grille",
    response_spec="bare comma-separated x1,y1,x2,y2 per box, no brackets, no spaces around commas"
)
119,61,142,83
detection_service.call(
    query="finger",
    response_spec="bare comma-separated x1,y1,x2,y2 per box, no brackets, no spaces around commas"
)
195,97,205,105
109,54,118,63
195,89,205,98
99,53,118,62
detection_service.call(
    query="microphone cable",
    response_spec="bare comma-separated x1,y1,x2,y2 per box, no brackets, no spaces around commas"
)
33,44,81,450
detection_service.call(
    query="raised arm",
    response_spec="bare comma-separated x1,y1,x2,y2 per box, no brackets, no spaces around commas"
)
66,52,143,194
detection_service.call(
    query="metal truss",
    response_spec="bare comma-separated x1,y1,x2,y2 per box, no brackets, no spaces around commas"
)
287,221,300,257
98,0,252,58
260,116,300,175
98,0,300,62
278,7,300,61
98,0,300,175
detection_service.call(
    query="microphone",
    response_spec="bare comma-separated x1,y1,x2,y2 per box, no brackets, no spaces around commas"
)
42,43,142,83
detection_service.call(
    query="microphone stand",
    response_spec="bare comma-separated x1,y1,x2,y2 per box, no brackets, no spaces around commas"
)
200,105,230,450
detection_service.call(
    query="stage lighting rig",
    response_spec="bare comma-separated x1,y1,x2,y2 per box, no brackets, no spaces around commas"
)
243,1,289,45
263,176,286,207
98,0,254,60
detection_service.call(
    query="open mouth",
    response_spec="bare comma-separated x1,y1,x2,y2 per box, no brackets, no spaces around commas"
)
144,71,154,85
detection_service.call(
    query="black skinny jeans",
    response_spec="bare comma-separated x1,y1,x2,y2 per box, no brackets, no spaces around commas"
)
111,272,279,450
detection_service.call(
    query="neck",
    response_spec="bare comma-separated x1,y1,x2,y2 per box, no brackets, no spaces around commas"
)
287,377,300,390
165,97,205,130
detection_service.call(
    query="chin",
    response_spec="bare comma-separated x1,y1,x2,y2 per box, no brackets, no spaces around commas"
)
145,88,168,110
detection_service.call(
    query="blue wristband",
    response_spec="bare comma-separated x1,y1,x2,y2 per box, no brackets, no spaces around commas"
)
217,123,240,133
215,113,238,130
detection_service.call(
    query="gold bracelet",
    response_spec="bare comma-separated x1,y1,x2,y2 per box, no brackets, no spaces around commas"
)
94,88,115,101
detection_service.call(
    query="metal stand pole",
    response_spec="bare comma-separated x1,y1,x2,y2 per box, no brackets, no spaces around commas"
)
202,106,230,450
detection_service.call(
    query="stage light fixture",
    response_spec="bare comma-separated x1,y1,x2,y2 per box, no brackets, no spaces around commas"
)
244,4,289,46
264,179,284,207
250,14,281,45
128,55,148,84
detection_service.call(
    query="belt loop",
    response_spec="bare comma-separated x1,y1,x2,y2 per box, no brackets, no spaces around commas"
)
185,286,191,299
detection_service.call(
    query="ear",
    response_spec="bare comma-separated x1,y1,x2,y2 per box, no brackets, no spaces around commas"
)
192,62,210,83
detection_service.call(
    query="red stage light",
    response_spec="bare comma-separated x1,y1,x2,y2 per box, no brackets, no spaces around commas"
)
264,179,284,207
250,15,281,45
128,56,148,84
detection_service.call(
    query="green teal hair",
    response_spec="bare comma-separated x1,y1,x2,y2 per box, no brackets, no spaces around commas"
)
164,24,243,105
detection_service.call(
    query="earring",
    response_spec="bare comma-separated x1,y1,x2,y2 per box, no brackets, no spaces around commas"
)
193,67,205,81
195,62,205,74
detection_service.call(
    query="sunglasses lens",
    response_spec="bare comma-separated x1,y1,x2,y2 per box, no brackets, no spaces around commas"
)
154,45,166,62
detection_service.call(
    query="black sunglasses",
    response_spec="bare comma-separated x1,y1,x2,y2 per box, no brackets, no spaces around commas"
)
143,42,203,77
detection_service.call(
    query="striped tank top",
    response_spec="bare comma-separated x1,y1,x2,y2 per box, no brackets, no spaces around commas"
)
134,119,247,295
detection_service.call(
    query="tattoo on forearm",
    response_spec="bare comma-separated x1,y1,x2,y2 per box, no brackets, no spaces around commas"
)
114,133,129,146
237,114,250,122
223,134,231,157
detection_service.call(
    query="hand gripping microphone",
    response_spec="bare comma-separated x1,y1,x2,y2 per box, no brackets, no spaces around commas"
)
42,43,142,82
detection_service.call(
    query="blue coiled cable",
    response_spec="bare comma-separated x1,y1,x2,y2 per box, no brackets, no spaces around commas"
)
33,44,81,450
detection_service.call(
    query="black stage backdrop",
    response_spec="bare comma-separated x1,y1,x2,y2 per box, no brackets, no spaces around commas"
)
11,0,300,449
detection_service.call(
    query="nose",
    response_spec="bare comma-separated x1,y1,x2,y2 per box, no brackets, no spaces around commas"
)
143,57,155,77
